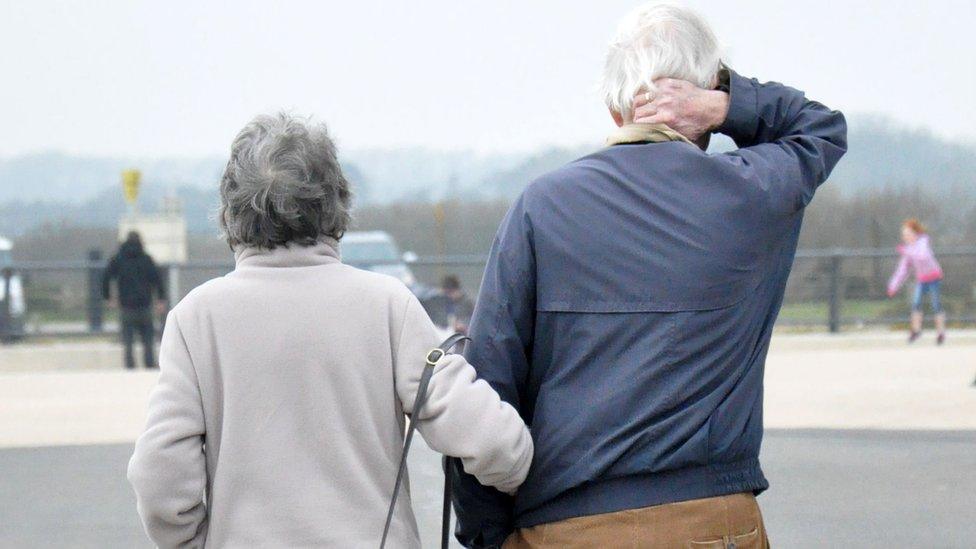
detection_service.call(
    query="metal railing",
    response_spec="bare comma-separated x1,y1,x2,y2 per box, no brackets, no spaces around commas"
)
2,247,975,340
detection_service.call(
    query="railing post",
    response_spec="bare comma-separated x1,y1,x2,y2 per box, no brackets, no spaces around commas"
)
166,264,180,309
87,249,104,333
0,268,11,341
828,253,843,333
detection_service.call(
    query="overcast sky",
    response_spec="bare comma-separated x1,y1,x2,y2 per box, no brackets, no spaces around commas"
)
2,0,974,158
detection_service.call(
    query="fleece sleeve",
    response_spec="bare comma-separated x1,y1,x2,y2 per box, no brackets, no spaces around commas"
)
450,194,537,548
127,311,208,548
392,294,533,495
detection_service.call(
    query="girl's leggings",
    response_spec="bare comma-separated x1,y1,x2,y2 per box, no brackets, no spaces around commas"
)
912,279,943,313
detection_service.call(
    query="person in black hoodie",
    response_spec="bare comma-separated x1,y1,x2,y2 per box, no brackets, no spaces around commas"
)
102,231,165,369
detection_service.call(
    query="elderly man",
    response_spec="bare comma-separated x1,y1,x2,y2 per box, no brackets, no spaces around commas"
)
451,3,846,548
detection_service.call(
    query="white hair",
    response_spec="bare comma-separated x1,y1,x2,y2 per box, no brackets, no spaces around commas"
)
600,2,722,119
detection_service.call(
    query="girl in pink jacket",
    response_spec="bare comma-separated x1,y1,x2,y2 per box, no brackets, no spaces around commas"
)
887,219,945,344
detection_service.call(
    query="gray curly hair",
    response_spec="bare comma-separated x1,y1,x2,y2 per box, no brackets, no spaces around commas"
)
218,113,352,249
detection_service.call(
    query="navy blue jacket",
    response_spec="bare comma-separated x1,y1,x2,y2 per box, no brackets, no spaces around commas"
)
450,72,847,547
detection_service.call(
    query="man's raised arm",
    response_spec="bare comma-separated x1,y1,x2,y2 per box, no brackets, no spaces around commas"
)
718,70,847,213
634,69,847,214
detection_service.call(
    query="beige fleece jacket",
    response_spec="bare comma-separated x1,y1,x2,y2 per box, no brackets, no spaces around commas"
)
127,240,533,548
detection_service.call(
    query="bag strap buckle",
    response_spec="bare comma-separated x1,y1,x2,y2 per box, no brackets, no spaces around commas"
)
426,348,445,366
381,332,470,549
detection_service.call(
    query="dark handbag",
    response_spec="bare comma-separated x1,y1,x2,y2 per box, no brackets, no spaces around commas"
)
380,333,470,549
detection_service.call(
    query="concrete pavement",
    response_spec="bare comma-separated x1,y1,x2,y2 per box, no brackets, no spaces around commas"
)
0,332,974,547
2,332,974,448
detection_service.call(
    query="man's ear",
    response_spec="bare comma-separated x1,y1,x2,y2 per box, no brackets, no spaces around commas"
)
609,108,625,127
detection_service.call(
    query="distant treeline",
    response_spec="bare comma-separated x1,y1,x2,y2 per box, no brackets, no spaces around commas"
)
799,185,976,249
354,185,976,258
12,183,976,325
12,183,975,265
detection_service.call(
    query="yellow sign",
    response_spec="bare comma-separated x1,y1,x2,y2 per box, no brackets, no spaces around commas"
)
433,201,446,225
122,169,142,205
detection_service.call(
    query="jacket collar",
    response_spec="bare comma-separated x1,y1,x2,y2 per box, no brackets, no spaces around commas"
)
234,238,341,268
606,123,692,146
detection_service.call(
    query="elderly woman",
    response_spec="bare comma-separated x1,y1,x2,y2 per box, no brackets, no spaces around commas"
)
127,113,533,548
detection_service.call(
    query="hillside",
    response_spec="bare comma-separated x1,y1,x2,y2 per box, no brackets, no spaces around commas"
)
829,116,976,196
0,116,973,238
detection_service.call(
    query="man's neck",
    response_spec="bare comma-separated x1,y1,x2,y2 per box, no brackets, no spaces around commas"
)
606,123,694,147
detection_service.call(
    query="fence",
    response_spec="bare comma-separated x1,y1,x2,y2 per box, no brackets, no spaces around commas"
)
2,247,975,341
783,248,976,330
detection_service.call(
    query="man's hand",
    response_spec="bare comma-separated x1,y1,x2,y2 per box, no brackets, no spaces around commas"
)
632,78,729,142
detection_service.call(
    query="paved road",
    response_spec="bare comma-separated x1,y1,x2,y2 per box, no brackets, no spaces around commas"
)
4,335,975,450
1,429,973,548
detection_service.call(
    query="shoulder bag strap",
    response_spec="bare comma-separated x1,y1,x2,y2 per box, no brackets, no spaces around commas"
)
381,333,470,549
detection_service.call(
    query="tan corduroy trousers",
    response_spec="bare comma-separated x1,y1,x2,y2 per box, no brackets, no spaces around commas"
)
503,493,769,549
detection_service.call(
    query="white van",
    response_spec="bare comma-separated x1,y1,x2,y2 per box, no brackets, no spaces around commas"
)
340,231,451,337
340,231,418,289
0,236,26,341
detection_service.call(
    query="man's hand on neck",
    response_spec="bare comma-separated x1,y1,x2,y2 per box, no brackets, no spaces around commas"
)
630,78,730,148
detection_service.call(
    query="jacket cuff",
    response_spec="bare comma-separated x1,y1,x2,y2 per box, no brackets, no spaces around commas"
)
716,70,759,145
